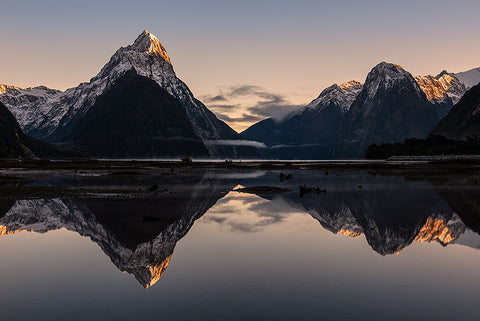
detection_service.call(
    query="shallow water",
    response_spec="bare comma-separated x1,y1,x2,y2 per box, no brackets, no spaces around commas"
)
1,169,480,320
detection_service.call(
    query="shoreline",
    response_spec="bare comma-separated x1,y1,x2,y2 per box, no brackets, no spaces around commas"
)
1,157,479,200
1,157,480,172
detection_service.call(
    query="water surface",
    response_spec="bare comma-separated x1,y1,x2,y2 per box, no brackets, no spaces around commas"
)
1,169,480,320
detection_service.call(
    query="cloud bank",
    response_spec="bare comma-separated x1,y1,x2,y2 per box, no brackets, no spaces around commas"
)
206,139,267,148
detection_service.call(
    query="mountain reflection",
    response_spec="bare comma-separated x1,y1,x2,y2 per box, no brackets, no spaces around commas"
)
240,171,480,255
1,170,480,287
0,172,237,288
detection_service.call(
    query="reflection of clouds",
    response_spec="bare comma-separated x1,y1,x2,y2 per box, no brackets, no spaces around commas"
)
203,192,299,233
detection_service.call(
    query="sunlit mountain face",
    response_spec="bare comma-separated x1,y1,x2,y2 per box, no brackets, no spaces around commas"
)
1,168,480,289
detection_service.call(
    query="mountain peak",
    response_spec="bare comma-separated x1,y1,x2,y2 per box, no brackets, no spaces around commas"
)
436,70,450,78
339,80,362,89
371,62,408,75
131,30,172,65
302,80,363,115
363,62,421,99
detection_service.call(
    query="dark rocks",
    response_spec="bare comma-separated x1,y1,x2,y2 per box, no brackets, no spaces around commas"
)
300,185,327,198
234,186,293,195
279,172,293,182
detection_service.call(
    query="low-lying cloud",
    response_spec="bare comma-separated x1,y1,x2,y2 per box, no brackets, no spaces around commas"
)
206,139,267,148
215,112,265,123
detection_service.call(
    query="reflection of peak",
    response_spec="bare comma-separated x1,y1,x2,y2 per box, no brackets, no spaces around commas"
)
0,174,235,288
279,173,480,256
338,228,362,238
414,214,466,245
0,198,201,288
308,204,476,255
307,203,363,236
128,255,172,289
0,225,31,235
146,255,172,289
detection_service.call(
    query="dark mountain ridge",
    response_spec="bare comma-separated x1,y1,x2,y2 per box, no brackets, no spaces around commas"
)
63,71,210,158
242,81,363,159
0,101,62,158
432,82,480,140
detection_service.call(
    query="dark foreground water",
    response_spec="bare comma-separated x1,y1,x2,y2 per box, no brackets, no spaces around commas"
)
1,169,480,320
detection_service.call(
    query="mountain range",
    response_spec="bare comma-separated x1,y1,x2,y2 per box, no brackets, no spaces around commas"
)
243,62,480,159
239,170,480,255
1,30,480,159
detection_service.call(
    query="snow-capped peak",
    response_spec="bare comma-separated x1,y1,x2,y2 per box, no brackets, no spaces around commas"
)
302,80,363,115
363,62,423,100
368,62,409,78
130,30,172,65
339,80,362,89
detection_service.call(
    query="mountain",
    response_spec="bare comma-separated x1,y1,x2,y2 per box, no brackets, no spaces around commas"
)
63,71,209,158
340,62,440,158
432,83,480,140
242,81,363,159
455,67,480,89
414,71,466,118
0,31,259,159
0,101,62,158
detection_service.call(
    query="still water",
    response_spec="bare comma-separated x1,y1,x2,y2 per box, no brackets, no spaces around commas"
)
1,169,480,320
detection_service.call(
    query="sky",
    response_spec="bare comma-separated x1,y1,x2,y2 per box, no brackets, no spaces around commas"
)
1,0,480,131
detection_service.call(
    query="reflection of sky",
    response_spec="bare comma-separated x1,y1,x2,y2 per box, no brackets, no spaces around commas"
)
1,191,480,320
201,188,303,233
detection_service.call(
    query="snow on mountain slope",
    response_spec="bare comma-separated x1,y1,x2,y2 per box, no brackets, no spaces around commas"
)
415,72,466,105
301,80,363,115
0,31,185,141
0,31,252,157
0,86,61,136
455,67,480,89
362,62,426,101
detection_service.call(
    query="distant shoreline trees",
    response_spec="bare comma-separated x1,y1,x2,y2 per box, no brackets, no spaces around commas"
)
365,135,480,159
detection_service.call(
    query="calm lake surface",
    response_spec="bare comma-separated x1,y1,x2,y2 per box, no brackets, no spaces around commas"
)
1,168,480,320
